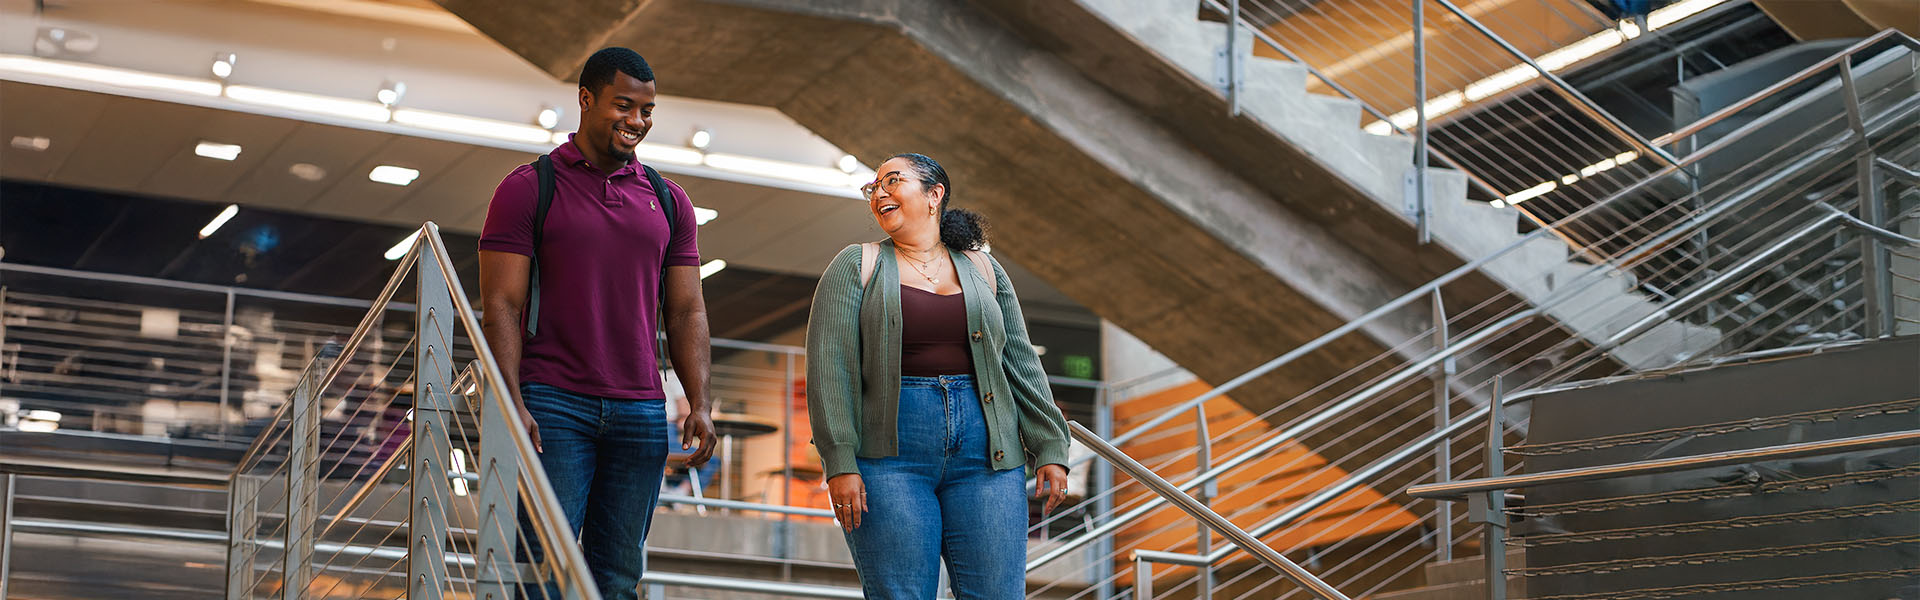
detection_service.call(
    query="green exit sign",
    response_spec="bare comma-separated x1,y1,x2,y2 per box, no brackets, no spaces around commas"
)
1061,355,1094,379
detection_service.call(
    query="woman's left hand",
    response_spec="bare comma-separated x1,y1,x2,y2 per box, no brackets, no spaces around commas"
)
1034,464,1069,515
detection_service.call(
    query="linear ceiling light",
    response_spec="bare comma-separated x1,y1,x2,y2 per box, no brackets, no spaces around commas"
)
224,85,391,122
369,165,420,186
0,55,221,96
194,141,242,161
699,259,727,279
1365,0,1729,135
703,153,860,188
384,233,417,260
199,204,239,238
392,108,553,145
693,207,718,226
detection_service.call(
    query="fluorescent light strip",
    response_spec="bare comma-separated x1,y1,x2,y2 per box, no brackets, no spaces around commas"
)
224,85,392,123
0,55,222,96
194,141,242,161
1365,0,1728,135
384,234,417,260
199,204,239,238
1493,150,1641,207
703,153,859,188
392,108,552,145
699,259,727,279
693,207,718,226
369,165,420,186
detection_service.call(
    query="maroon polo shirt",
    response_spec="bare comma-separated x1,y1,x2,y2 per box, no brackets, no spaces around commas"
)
478,135,700,400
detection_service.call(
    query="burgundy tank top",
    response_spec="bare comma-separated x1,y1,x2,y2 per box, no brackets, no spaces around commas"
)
899,286,974,376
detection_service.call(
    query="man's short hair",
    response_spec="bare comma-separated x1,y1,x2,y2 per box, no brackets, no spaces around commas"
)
579,47,655,92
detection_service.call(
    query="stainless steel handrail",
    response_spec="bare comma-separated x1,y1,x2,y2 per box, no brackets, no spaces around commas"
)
1408,429,1920,500
1067,421,1353,600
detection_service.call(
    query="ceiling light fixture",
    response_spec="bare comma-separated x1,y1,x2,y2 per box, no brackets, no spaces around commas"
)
1365,0,1729,135
199,204,240,238
631,143,704,167
288,163,327,181
699,259,727,279
536,106,561,130
384,233,418,260
689,128,712,151
224,85,391,122
838,154,860,174
193,141,242,161
693,207,718,226
376,79,406,106
211,52,237,81
10,136,51,152
392,108,552,145
369,165,420,186
704,153,861,188
0,55,221,97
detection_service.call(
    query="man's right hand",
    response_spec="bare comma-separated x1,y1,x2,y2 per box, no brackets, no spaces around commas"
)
515,401,542,453
827,473,866,532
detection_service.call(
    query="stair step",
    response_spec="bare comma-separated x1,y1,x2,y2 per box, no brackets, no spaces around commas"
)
1374,577,1527,600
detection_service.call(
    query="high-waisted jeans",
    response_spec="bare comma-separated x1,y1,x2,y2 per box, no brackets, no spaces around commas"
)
843,375,1027,599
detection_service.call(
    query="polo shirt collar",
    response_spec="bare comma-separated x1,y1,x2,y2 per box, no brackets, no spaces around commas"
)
554,133,638,177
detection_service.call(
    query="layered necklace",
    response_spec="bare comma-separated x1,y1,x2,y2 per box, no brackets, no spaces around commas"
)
900,246,945,285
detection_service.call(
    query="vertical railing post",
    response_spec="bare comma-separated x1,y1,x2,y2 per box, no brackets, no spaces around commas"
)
412,244,456,600
1430,289,1452,561
226,473,261,600
779,350,796,582
283,362,320,599
1412,0,1431,244
1093,385,1116,600
1472,378,1508,600
474,365,522,600
1,473,15,600
1226,0,1242,116
1133,555,1154,600
220,290,236,442
1194,404,1214,599
1838,60,1891,337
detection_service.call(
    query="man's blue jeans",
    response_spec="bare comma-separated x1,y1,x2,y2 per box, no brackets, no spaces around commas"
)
843,375,1028,599
517,382,669,600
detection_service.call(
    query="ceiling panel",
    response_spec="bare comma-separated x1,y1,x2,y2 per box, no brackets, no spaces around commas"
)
141,109,303,202
0,83,110,181
48,96,212,193
381,146,536,229
303,135,473,218
223,122,393,210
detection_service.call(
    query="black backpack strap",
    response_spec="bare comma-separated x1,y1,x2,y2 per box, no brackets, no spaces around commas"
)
526,153,556,338
643,164,677,313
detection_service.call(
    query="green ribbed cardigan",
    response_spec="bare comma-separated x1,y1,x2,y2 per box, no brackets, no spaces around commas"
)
805,240,1071,479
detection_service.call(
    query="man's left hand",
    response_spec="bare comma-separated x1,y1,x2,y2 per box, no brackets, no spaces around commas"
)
681,411,719,467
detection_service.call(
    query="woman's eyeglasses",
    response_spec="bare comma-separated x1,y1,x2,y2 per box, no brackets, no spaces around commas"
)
861,173,909,201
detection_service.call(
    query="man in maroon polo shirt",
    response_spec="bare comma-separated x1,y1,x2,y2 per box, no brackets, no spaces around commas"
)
477,47,716,600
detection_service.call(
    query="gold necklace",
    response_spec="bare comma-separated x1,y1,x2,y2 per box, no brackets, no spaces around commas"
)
900,249,944,285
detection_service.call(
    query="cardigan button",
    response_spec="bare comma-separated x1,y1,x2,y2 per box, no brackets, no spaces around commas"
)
993,450,1005,461
983,392,994,404
971,330,984,342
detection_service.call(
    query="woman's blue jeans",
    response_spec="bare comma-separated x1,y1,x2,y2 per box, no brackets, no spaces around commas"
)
844,375,1028,599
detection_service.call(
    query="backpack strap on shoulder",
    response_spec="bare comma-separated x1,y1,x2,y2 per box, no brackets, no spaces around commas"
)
858,242,880,289
962,249,996,295
526,153,556,338
641,164,677,316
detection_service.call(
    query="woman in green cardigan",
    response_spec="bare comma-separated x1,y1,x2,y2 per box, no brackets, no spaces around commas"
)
806,153,1072,598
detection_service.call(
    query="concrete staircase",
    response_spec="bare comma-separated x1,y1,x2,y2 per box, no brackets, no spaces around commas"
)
1067,0,1720,369
1375,550,1527,600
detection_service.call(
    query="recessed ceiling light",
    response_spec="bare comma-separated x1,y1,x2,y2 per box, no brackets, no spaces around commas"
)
536,106,561,130
699,259,727,279
194,141,242,161
199,204,239,239
369,165,420,186
838,154,859,174
689,128,712,150
10,136,51,152
288,163,327,181
693,207,718,226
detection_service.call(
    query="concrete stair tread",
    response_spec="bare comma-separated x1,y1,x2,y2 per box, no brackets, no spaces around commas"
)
1374,577,1526,600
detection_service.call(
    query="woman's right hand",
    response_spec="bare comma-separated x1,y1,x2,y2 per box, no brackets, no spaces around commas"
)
827,473,866,532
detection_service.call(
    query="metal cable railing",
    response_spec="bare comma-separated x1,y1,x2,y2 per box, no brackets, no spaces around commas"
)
224,223,601,600
1020,31,1920,600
